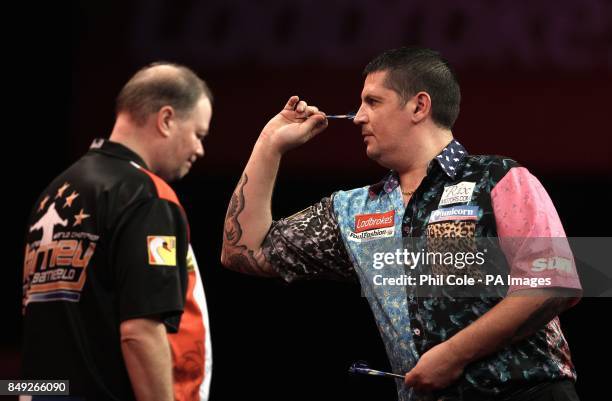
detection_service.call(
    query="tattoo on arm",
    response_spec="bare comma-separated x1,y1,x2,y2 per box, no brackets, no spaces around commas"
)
224,174,247,246
223,174,273,276
511,297,569,342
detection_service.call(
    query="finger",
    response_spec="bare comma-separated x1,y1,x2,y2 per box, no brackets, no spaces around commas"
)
295,100,307,114
298,105,317,119
284,96,300,111
303,105,319,117
404,371,413,388
300,113,328,136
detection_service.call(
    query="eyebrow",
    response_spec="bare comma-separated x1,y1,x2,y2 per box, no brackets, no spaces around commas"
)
363,94,383,102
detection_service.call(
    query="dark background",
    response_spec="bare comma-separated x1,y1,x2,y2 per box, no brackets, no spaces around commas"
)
5,0,612,399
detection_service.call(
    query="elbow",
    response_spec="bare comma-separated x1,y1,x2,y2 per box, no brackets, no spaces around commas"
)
565,292,582,309
220,245,235,270
220,247,230,268
220,245,275,277
220,245,244,272
556,288,582,311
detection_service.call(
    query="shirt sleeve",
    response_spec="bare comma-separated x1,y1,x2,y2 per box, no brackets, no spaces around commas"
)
262,195,356,283
111,198,188,333
491,167,582,295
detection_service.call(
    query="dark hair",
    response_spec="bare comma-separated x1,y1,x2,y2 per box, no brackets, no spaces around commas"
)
364,47,460,129
116,62,213,125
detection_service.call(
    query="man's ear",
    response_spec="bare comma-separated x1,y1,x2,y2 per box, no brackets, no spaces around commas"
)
412,92,432,124
157,106,175,138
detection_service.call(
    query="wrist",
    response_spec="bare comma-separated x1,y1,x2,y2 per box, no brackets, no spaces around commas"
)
445,336,473,367
256,130,285,158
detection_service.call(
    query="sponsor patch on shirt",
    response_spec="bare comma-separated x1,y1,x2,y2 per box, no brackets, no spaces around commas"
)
439,181,476,206
428,206,479,224
347,227,395,242
348,210,396,242
355,210,395,233
147,236,177,266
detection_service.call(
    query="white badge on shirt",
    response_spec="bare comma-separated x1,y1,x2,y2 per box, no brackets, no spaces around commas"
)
438,181,476,206
347,227,395,242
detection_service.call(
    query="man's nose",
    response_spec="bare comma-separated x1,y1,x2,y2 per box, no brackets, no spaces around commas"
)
196,141,205,158
353,106,367,125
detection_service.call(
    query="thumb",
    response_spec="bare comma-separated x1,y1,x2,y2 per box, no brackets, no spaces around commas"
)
284,95,300,111
404,370,414,388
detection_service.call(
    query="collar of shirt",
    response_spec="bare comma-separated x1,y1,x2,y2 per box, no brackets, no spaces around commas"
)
368,139,468,198
88,138,149,170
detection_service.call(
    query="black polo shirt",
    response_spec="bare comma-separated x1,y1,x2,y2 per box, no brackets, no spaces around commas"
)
22,139,188,400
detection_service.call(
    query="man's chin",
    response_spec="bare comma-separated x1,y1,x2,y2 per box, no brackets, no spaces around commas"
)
366,148,393,169
176,168,190,181
365,147,380,162
161,170,184,183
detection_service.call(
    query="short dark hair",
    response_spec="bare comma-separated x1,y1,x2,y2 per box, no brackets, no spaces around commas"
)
364,47,460,129
116,62,213,125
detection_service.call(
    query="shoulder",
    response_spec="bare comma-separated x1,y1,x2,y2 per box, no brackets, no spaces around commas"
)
70,153,182,212
463,154,521,172
462,154,524,186
331,185,373,212
332,184,376,203
129,163,181,206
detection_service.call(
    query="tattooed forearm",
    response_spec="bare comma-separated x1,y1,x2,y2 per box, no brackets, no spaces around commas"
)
511,297,570,342
221,173,275,276
224,174,247,246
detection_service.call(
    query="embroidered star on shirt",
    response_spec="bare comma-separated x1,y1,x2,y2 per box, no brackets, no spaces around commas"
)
55,182,70,199
64,191,79,208
73,209,90,226
38,195,50,212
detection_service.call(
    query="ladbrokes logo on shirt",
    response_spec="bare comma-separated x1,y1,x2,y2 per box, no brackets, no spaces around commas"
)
355,210,395,233
348,210,395,242
23,182,97,306
147,236,177,266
